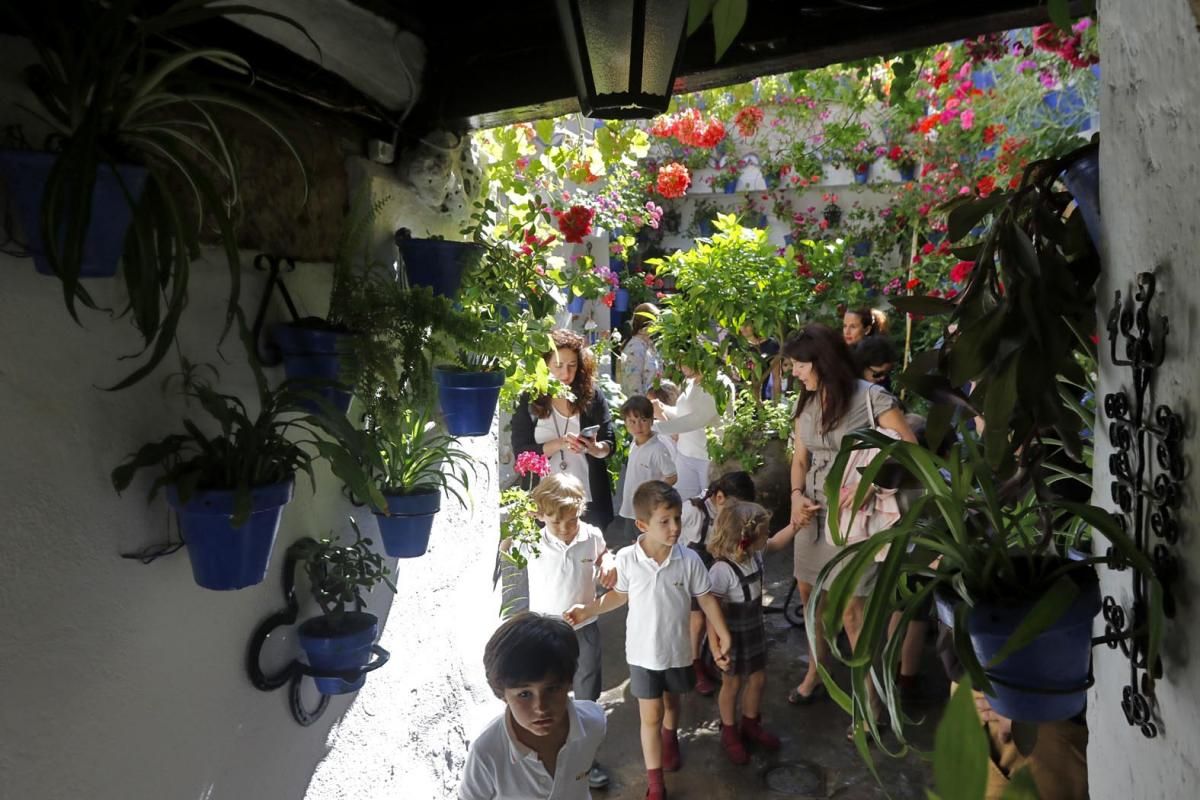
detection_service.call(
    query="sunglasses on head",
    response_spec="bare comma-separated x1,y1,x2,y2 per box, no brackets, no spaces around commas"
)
869,367,892,380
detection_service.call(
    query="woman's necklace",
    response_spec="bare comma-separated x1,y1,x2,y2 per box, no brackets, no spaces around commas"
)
550,411,570,471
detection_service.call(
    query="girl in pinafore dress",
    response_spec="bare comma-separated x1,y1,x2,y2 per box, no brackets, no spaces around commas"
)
705,500,799,764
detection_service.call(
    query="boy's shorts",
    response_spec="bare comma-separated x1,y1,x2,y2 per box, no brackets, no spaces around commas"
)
629,664,696,699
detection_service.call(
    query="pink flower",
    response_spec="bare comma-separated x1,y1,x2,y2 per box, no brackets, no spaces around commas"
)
515,451,551,478
960,109,975,130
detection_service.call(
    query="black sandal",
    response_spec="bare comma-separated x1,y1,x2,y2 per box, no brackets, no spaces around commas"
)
787,683,827,705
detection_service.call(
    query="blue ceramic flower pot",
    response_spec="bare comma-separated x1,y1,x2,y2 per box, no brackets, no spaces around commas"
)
936,567,1101,722
435,366,505,437
167,479,294,590
0,150,148,278
613,288,630,312
1061,149,1101,252
854,167,870,184
298,611,381,694
375,489,441,558
973,68,997,91
852,240,872,257
271,324,356,414
722,180,738,194
394,236,483,299
567,294,586,314
898,164,916,181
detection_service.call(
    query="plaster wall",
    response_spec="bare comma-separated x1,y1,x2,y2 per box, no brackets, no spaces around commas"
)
0,154,501,797
1090,0,1200,796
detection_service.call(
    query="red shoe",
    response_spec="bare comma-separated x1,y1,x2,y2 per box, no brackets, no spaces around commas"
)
693,659,717,696
741,715,782,751
720,723,750,765
646,767,666,799
660,727,682,772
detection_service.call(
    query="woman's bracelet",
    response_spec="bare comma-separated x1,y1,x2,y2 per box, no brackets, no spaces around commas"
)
791,488,804,496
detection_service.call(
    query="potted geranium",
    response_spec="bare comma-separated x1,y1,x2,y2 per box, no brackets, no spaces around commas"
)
292,518,396,695
111,363,345,590
2,0,309,389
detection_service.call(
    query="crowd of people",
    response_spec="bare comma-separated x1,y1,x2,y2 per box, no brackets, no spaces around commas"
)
462,306,1079,800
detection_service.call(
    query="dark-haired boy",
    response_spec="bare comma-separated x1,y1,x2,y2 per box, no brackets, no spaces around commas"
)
566,481,732,800
459,613,607,800
618,395,677,539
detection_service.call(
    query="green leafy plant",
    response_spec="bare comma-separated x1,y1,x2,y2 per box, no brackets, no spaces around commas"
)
499,488,542,571
7,0,310,388
706,391,792,472
111,358,345,526
291,518,397,630
812,142,1163,772
325,406,476,513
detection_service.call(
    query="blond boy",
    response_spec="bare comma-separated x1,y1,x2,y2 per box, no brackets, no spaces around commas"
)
565,481,732,800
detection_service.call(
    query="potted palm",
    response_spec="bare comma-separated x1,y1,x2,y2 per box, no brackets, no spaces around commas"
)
111,362,341,590
813,140,1164,754
292,519,396,695
2,0,309,389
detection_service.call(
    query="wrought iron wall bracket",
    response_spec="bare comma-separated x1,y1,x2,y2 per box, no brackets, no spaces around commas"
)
246,538,390,727
250,253,303,367
1102,271,1184,739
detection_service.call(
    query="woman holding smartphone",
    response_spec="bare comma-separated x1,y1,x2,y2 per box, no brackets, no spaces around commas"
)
511,328,616,530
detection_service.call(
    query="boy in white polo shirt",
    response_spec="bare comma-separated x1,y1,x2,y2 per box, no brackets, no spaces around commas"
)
459,613,607,800
618,395,677,539
502,472,615,790
565,481,732,800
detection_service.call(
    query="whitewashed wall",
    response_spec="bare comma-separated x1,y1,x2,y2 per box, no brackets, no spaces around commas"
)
0,148,502,799
1090,0,1200,796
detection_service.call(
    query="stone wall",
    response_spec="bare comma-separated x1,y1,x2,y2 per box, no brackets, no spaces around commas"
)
1090,0,1200,795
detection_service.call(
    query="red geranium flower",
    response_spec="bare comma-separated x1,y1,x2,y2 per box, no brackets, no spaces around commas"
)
950,260,974,283
655,162,691,199
733,106,765,137
906,278,922,290
601,291,616,308
921,242,935,255
553,205,595,244
976,175,997,197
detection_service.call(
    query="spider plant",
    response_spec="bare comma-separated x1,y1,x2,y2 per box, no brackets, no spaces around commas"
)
110,356,350,527
6,0,311,389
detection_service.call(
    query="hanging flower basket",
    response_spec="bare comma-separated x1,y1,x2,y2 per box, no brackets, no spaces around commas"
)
0,150,148,277
434,366,505,437
394,230,483,299
935,565,1101,723
167,479,295,591
271,322,356,414
375,489,442,558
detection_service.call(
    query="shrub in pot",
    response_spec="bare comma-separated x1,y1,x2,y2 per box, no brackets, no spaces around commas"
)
4,0,309,389
292,519,396,694
111,363,343,590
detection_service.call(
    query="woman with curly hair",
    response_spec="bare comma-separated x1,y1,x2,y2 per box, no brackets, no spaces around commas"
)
512,328,616,529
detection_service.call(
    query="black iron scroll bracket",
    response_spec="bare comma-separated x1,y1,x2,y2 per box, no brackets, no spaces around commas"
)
1102,271,1184,740
250,253,302,367
246,538,390,727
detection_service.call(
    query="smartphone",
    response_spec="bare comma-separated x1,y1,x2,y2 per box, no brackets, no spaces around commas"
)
580,425,601,439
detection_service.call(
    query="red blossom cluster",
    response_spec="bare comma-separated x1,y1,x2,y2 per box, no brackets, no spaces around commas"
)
655,162,691,199
518,228,557,256
976,175,996,197
553,205,595,244
950,260,975,283
733,106,764,137
652,108,726,149
1032,22,1098,69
